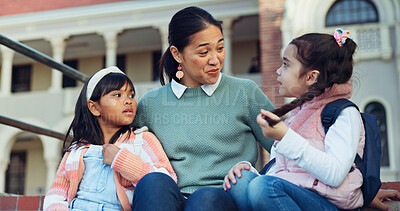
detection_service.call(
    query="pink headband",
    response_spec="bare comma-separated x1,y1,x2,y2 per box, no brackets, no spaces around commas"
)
333,28,352,47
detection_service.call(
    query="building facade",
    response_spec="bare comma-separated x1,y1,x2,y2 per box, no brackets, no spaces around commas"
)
0,0,399,196
0,0,263,195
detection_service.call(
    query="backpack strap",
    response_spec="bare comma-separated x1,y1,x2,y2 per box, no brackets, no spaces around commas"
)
132,126,148,155
322,99,382,207
113,127,150,211
114,171,131,211
110,127,148,211
259,158,276,175
321,98,359,133
321,98,361,172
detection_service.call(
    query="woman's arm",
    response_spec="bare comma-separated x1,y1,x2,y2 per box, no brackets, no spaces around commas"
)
247,80,276,151
132,96,147,129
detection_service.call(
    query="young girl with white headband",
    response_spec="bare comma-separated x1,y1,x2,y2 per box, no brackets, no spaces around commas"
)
43,66,176,211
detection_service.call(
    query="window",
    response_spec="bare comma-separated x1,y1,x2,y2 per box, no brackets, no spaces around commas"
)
5,152,26,194
62,60,78,88
11,65,32,93
117,55,126,72
326,0,379,26
365,102,389,167
152,51,161,81
102,55,126,72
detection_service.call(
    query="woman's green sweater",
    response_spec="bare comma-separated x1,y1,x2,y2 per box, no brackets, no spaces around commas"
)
134,74,275,194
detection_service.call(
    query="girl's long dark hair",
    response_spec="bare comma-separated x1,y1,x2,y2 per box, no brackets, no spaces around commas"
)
265,33,357,126
63,73,135,151
159,6,223,85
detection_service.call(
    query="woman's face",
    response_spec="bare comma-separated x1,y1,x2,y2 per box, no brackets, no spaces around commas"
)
173,25,225,87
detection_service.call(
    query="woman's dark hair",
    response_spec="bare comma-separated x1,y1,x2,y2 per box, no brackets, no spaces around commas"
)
63,73,135,151
266,33,357,126
158,6,223,85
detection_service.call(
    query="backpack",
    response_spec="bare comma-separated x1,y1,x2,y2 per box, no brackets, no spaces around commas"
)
321,98,382,207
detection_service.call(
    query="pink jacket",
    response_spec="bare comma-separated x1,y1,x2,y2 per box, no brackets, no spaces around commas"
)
273,83,365,209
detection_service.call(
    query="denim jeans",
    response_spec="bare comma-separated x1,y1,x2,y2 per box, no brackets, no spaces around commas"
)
228,170,338,211
132,172,237,211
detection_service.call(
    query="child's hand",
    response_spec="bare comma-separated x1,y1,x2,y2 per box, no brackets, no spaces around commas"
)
102,144,120,165
257,109,288,141
223,162,251,191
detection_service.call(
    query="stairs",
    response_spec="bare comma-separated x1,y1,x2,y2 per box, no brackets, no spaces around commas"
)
0,182,399,210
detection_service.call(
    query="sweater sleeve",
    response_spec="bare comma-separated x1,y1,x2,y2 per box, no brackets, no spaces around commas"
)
247,80,275,152
112,131,177,185
132,96,147,129
43,152,70,211
275,107,361,187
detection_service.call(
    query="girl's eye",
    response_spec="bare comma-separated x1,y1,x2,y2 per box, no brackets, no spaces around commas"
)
129,94,134,98
114,93,121,97
283,62,288,67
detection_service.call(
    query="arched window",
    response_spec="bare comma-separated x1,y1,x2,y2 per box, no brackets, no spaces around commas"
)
326,0,379,26
365,102,389,167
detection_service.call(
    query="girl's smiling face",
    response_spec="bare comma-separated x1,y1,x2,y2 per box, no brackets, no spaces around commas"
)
276,44,310,98
171,25,225,87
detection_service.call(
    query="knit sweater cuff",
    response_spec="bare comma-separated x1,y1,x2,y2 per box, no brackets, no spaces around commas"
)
111,148,124,169
111,148,146,182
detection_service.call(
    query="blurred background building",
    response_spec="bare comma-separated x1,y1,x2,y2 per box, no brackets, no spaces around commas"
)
0,0,398,196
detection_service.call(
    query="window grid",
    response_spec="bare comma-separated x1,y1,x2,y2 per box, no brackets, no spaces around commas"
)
357,28,381,51
62,59,78,88
5,152,26,195
11,65,32,93
365,102,389,167
326,0,379,26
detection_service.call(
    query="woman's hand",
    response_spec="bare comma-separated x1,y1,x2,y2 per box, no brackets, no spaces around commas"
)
223,162,251,191
369,189,400,210
102,144,120,165
257,109,288,141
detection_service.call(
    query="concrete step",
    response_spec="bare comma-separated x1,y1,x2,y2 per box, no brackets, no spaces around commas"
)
0,182,399,210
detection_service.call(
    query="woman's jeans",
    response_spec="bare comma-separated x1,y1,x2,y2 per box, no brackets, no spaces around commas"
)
132,172,237,211
227,170,338,211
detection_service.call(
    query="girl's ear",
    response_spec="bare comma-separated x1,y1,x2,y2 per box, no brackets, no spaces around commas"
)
87,100,101,117
306,70,320,86
170,45,182,63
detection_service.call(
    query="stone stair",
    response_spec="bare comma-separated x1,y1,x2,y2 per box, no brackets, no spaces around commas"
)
0,182,399,210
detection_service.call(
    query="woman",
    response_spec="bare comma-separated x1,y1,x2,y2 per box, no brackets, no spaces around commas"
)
132,6,275,211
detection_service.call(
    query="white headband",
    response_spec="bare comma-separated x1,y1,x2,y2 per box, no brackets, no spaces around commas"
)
86,66,125,102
